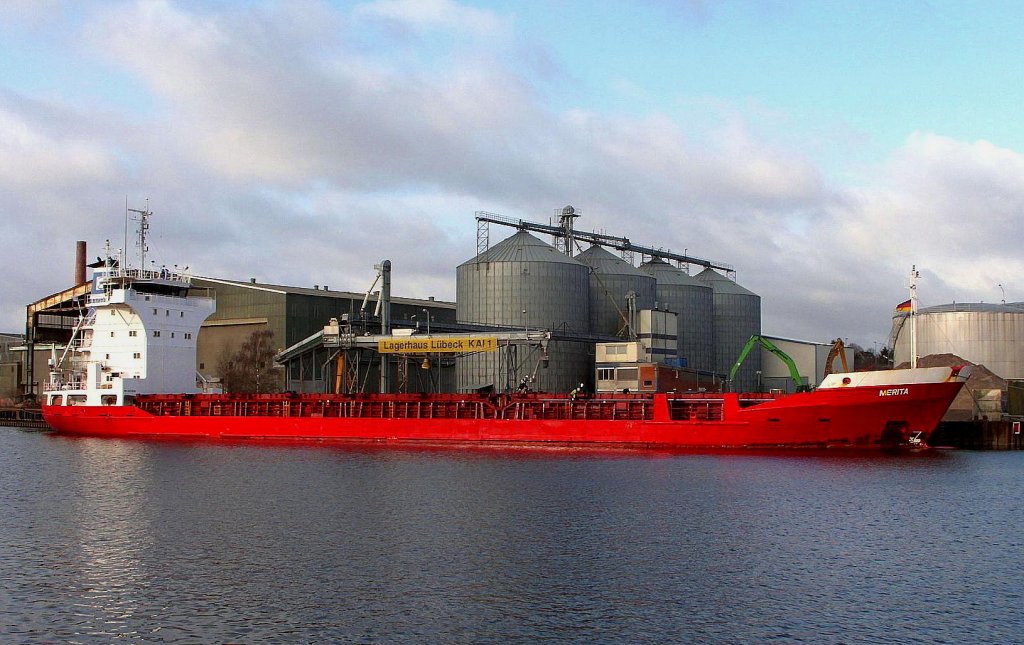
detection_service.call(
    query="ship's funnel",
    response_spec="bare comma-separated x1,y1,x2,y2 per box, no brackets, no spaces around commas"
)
75,241,87,285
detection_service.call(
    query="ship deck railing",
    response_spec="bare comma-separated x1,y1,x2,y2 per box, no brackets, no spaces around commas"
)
131,392,775,422
45,379,86,391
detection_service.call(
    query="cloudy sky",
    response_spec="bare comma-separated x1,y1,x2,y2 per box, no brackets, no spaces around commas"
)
2,0,1023,349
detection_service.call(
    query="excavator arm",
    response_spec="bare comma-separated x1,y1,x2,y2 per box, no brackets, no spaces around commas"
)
823,338,849,376
729,335,808,391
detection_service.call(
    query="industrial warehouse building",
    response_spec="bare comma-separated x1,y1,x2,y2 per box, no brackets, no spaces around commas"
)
191,277,456,390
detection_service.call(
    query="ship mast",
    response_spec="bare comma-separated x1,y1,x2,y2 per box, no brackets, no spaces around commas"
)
909,265,919,369
127,202,152,271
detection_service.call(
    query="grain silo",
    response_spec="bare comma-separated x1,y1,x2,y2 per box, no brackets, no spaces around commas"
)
575,245,656,338
638,258,714,371
456,231,591,393
893,303,1024,380
695,268,761,391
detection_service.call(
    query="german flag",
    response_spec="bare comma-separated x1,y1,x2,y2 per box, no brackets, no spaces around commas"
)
895,299,912,313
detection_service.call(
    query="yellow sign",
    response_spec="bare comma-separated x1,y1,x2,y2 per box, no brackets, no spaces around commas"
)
378,337,498,354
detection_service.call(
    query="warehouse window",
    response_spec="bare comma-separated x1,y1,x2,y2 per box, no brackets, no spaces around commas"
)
616,368,638,380
598,368,614,381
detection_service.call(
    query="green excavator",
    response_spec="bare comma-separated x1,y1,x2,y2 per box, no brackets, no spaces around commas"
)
728,335,810,392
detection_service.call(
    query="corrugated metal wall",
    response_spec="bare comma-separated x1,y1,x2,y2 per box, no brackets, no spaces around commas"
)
456,231,591,393
893,305,1024,380
638,258,714,370
576,245,656,338
696,268,761,391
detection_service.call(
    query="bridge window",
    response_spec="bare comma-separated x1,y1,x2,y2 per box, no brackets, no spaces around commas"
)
617,368,638,380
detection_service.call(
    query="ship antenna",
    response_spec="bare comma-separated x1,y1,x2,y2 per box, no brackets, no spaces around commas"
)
123,196,129,272
909,265,920,369
127,199,152,270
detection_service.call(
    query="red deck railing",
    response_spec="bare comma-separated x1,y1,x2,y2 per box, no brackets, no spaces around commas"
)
132,391,770,422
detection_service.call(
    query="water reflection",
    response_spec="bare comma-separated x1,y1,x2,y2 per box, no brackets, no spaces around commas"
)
1,430,1022,643
63,439,157,640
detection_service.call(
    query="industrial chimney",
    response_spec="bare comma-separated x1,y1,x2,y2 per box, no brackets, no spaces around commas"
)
75,241,87,285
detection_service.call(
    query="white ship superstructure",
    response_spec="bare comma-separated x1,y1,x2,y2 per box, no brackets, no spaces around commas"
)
45,209,215,407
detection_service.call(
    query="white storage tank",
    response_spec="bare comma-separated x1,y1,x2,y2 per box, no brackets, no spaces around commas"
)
893,303,1024,380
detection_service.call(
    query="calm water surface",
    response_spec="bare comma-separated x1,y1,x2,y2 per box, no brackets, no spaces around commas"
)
1,428,1023,643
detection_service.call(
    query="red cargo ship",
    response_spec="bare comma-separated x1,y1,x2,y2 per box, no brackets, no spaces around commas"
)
41,230,969,448
44,369,968,448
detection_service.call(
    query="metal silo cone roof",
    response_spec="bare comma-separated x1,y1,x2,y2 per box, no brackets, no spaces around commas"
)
695,267,757,296
575,245,648,276
637,257,706,286
459,230,583,266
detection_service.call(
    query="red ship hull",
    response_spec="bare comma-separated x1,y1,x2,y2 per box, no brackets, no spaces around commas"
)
42,378,965,449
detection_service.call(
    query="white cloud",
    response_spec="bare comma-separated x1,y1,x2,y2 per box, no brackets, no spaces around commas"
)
353,0,506,37
834,133,1024,296
0,0,69,24
0,101,119,188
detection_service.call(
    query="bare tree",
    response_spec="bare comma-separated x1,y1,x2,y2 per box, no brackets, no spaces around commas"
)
218,330,282,393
